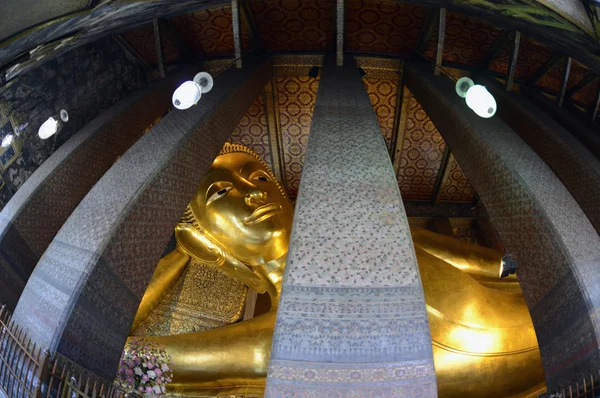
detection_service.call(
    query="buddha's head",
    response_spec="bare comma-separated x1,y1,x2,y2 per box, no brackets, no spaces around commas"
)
187,143,293,265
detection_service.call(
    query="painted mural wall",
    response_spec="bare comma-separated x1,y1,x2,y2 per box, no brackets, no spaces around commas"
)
0,37,146,209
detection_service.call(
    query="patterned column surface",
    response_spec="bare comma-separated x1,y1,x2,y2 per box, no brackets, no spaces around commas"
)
0,77,176,311
405,64,600,391
266,60,437,397
13,59,272,379
482,77,600,236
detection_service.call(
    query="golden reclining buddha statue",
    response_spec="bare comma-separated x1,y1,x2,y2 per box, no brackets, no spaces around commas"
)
128,143,546,397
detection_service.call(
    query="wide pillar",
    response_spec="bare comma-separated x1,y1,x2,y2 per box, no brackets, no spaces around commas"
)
0,76,177,311
266,60,437,397
481,77,600,236
13,58,272,379
405,64,600,391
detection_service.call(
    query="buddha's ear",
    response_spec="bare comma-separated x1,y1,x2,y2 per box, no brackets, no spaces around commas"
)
175,223,225,265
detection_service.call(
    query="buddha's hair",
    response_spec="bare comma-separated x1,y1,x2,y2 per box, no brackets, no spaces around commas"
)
180,143,288,225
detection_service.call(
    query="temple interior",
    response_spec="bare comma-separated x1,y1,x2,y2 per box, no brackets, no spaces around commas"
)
1,1,600,397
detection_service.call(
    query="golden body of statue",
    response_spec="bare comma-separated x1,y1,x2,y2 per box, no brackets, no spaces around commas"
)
129,143,545,397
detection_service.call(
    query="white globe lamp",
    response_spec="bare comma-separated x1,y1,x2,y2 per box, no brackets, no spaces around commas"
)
172,72,214,110
455,77,497,119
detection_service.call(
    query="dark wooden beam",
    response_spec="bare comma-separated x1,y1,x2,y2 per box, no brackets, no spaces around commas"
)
336,0,344,66
480,30,510,70
240,0,263,52
565,73,599,100
558,56,572,107
432,146,451,203
526,54,562,85
593,84,600,121
389,64,405,164
152,18,165,78
264,79,287,190
159,18,198,62
111,34,149,70
231,0,242,67
506,31,521,91
434,8,446,76
415,9,438,55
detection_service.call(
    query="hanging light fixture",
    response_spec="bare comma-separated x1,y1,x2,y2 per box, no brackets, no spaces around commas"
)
1,134,13,148
456,77,497,119
39,109,69,140
172,72,214,110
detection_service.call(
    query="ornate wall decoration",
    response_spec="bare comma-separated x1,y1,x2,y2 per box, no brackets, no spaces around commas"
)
249,0,334,52
489,36,553,80
276,76,320,199
362,78,398,151
0,37,145,210
171,5,251,57
228,93,272,170
424,12,501,67
572,77,599,107
120,23,181,65
437,153,475,203
345,1,427,56
397,90,446,201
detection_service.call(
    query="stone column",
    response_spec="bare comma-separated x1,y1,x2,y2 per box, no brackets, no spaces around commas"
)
13,58,272,379
0,77,177,311
266,60,437,397
481,76,600,236
405,63,600,391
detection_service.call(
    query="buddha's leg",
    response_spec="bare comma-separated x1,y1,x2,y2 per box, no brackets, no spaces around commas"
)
132,311,275,396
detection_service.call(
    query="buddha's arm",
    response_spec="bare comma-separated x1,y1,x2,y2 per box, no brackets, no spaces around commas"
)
130,247,190,333
411,228,519,290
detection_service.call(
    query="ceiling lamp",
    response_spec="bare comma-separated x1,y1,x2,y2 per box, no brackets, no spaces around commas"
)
456,77,497,119
172,72,214,110
1,134,13,148
39,109,69,140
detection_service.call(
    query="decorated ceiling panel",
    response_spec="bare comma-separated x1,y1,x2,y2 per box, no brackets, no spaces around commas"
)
489,36,553,80
397,89,447,201
425,12,502,67
363,78,398,151
171,6,251,58
121,23,182,65
437,153,475,203
228,93,272,171
345,1,427,56
248,0,334,52
276,75,320,199
572,78,599,106
536,61,565,94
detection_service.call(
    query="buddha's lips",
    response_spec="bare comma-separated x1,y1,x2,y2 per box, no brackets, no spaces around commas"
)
244,203,281,225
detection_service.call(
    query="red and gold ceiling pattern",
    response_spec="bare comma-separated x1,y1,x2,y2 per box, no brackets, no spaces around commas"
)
120,24,181,65
397,90,447,201
248,0,334,52
345,1,427,56
363,78,398,151
536,62,564,93
276,76,320,199
572,78,599,106
171,6,251,58
228,93,272,171
438,153,475,203
489,37,553,80
424,12,501,67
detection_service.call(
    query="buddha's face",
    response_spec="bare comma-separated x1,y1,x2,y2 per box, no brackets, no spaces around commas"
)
189,151,293,265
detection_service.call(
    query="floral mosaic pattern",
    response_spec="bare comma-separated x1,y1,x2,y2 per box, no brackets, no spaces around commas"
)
267,63,435,395
437,153,475,202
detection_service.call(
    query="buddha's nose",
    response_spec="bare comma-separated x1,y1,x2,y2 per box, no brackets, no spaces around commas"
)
245,188,267,206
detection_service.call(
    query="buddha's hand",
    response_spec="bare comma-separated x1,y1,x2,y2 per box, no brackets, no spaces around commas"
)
175,223,269,294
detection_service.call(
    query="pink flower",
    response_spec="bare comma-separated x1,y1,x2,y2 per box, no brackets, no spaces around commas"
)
125,369,134,377
147,362,154,369
142,375,149,382
166,377,172,383
145,386,153,394
138,386,144,393
155,368,162,377
127,360,135,368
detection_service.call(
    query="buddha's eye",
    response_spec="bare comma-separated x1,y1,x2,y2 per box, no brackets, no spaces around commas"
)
207,185,232,204
251,172,271,183
257,176,268,182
